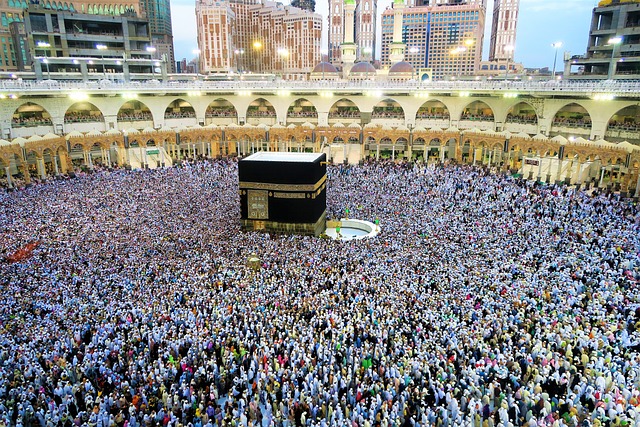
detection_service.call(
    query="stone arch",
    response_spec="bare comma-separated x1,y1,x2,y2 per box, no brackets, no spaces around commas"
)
504,101,539,125
606,105,640,134
68,142,86,167
42,147,56,174
64,102,104,123
12,102,53,128
460,100,495,122
415,100,450,121
206,98,238,123
550,102,592,134
117,100,154,123
246,98,276,119
372,98,405,120
286,98,318,123
165,99,196,119
328,99,360,120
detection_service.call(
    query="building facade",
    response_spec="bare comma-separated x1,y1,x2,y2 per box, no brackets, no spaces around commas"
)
381,1,485,79
196,0,235,73
355,0,376,62
569,0,640,79
23,5,154,78
290,0,315,13
196,0,321,78
0,0,172,73
1,80,639,195
488,0,518,62
381,5,429,69
139,0,174,73
328,0,345,66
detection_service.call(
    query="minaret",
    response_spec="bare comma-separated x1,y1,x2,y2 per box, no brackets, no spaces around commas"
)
341,0,357,77
388,0,405,64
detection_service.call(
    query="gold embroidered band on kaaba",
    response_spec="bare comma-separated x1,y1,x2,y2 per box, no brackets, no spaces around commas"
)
239,175,327,192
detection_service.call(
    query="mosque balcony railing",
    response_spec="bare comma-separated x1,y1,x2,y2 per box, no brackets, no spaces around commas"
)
2,79,640,98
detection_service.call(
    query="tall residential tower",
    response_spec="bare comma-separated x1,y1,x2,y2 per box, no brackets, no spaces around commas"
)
488,0,519,62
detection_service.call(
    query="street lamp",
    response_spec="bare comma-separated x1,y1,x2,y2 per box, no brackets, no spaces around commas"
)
96,44,108,77
363,46,372,62
450,46,467,78
608,36,623,79
504,45,514,79
234,48,245,73
253,41,262,73
551,41,562,79
277,48,289,78
37,41,51,79
146,46,157,78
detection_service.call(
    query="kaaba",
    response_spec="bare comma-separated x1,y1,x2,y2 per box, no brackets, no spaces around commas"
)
239,152,327,236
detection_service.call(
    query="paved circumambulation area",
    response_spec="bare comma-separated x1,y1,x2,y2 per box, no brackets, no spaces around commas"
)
1,160,639,427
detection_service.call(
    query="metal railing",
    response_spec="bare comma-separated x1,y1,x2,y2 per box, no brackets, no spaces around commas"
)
2,78,640,96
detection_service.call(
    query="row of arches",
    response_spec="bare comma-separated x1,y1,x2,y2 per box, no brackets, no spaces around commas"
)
11,99,640,138
2,125,638,193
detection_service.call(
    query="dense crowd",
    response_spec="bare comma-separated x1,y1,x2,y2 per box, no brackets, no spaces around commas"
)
11,116,53,128
1,159,639,427
552,118,592,129
64,112,105,124
118,112,155,122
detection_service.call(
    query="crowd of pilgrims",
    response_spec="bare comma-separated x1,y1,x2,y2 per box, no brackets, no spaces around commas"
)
1,159,639,427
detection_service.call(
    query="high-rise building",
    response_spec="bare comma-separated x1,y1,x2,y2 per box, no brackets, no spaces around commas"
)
569,0,640,79
139,0,175,72
0,0,172,73
428,3,485,79
381,6,429,69
328,0,345,66
196,0,236,73
488,0,519,62
381,1,485,79
196,0,322,78
0,0,28,72
291,0,315,13
355,0,376,62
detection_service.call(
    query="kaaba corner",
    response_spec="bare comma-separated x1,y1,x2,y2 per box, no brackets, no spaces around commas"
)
238,152,327,236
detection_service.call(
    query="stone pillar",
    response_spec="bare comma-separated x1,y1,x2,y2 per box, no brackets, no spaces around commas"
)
53,156,59,175
555,157,563,184
5,167,12,188
37,157,46,179
635,172,640,198
577,162,585,186
21,163,31,185
537,156,543,181
87,151,94,169
599,167,606,188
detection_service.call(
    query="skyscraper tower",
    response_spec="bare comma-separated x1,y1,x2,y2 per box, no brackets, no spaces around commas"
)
489,0,519,62
328,0,345,66
355,0,376,62
291,0,315,12
140,0,176,72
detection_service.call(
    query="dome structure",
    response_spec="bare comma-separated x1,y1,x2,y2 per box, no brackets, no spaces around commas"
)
349,61,377,80
388,61,415,80
310,62,340,80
